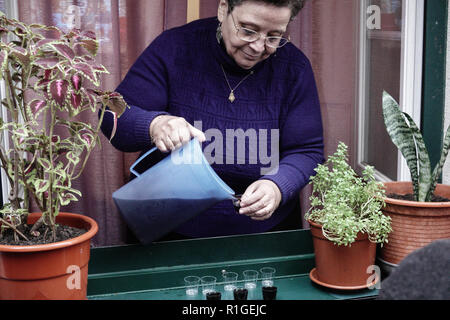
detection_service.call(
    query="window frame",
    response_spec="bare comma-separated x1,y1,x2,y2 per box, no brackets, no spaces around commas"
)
355,0,425,181
0,0,19,206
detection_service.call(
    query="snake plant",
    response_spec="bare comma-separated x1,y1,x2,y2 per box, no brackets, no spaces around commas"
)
382,91,450,202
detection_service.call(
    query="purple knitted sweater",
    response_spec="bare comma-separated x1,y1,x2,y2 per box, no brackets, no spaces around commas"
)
101,17,324,238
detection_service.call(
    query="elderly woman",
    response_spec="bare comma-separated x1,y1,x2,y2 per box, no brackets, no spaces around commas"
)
101,0,324,240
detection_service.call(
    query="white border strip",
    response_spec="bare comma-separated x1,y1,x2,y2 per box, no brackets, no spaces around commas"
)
357,0,425,182
1,0,19,204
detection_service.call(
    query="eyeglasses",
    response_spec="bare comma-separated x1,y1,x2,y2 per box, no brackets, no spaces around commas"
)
230,12,290,49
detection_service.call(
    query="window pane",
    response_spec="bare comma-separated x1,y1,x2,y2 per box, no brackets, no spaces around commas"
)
362,0,403,180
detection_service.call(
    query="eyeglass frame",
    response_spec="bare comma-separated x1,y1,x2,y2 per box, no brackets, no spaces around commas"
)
229,11,290,49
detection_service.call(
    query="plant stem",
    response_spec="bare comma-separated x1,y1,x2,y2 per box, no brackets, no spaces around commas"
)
0,217,29,241
73,104,106,180
47,102,56,231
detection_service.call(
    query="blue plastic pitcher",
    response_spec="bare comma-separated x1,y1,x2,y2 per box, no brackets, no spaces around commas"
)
112,138,236,244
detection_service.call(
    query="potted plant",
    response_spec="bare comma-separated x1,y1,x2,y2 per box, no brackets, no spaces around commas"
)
305,142,392,289
380,91,450,269
0,13,127,299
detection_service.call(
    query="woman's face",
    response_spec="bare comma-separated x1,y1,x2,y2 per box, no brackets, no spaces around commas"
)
218,0,291,70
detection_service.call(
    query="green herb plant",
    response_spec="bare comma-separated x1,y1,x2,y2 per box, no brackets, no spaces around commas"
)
383,91,450,202
0,13,127,243
305,142,392,246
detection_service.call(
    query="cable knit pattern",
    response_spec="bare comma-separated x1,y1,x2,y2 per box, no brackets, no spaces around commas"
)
101,17,324,237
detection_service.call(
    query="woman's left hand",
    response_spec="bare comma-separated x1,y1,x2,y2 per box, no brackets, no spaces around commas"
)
238,180,282,221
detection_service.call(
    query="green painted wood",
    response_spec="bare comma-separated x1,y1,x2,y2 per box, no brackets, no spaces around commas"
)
87,230,378,300
422,0,449,173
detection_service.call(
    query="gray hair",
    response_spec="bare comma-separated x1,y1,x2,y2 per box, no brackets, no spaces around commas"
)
226,0,306,20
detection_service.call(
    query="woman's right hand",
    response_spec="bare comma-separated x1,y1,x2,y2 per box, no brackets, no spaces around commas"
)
149,115,206,152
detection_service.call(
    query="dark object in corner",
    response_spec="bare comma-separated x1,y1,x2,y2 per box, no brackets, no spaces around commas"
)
206,291,222,300
262,286,277,300
233,288,248,300
377,239,450,300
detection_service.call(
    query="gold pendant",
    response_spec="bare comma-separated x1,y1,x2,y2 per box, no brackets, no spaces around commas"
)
228,91,235,103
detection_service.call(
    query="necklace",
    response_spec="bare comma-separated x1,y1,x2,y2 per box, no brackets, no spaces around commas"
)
220,65,254,103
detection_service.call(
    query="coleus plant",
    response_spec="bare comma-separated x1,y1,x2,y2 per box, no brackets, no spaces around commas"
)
0,13,127,243
383,91,450,202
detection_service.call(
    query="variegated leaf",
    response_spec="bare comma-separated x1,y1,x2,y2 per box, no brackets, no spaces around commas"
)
66,151,80,165
33,56,60,69
79,39,98,56
81,88,99,110
34,78,52,91
72,62,98,85
70,92,82,110
105,110,118,142
35,38,64,48
9,45,30,66
104,92,128,118
33,25,62,40
29,23,47,30
43,69,53,80
80,132,94,148
382,91,420,199
50,43,75,60
402,113,432,201
27,99,48,118
70,74,82,92
34,179,50,193
58,192,79,206
92,64,109,74
49,79,69,106
429,124,450,200
37,157,52,171
81,30,96,40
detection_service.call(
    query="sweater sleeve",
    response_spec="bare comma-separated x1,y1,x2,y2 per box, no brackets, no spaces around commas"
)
261,58,324,206
100,33,171,152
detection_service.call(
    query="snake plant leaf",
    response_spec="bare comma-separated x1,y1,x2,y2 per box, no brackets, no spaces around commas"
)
382,91,420,199
429,124,450,200
402,112,432,201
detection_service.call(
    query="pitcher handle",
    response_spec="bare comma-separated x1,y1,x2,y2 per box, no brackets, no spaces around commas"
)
130,147,158,177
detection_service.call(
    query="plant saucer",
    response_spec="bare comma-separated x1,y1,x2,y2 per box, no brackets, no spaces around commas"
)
309,268,380,291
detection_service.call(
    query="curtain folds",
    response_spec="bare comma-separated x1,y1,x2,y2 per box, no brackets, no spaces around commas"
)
17,0,357,246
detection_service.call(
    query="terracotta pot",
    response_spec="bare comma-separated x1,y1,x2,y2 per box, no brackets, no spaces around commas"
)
0,212,98,300
309,221,376,287
380,182,450,265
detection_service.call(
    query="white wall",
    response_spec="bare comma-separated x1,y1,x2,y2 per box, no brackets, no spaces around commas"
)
444,4,450,185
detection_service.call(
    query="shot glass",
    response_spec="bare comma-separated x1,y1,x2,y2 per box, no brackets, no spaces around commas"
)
222,271,238,291
243,270,259,290
184,275,201,296
233,287,248,300
206,291,222,300
262,286,278,300
201,276,217,295
260,267,276,287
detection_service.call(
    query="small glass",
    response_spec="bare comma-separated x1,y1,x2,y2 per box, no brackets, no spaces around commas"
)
201,276,217,295
233,287,248,300
222,271,238,291
262,286,277,300
243,270,258,289
206,291,222,300
260,267,276,287
184,275,201,296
